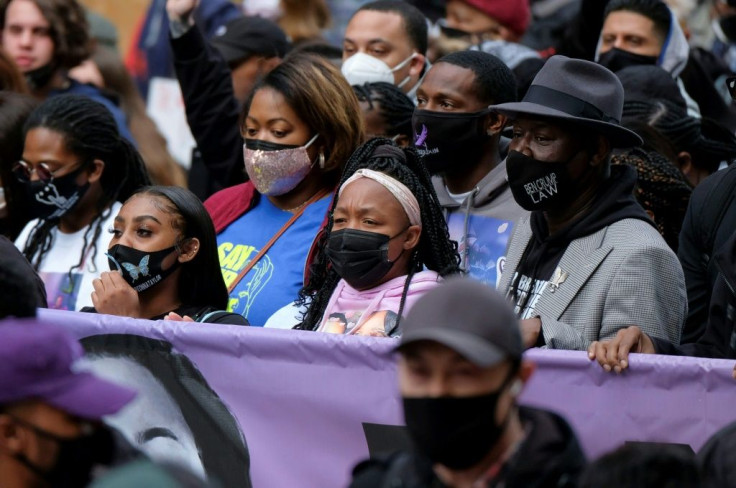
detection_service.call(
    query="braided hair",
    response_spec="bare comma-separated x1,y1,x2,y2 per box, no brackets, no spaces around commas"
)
21,95,151,274
353,82,415,140
623,99,736,173
612,148,691,252
295,137,460,331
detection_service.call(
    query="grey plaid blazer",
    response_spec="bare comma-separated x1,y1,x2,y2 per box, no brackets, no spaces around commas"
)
498,216,686,350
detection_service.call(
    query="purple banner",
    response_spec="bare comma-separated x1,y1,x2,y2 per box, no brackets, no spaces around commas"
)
9,309,736,487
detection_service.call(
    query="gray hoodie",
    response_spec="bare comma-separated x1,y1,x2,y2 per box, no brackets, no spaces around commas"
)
433,159,527,287
594,4,700,117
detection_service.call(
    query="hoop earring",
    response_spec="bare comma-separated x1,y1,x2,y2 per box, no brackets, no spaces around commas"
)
319,152,325,169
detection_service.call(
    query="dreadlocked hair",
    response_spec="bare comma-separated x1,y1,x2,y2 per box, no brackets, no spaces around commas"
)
612,148,691,252
623,99,736,173
294,137,461,331
353,82,415,140
21,95,151,275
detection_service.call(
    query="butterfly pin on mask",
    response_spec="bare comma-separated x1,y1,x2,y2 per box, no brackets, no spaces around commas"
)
107,244,180,293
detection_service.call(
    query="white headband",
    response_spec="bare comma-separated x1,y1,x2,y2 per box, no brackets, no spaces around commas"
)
339,168,422,226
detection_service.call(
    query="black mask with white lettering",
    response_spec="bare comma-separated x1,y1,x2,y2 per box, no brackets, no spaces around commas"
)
107,243,180,292
411,109,490,175
24,167,89,221
506,150,576,211
597,47,658,73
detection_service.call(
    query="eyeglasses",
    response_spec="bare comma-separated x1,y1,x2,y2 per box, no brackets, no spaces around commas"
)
12,160,84,183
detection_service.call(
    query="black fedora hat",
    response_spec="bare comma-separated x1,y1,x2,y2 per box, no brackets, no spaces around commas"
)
491,55,643,148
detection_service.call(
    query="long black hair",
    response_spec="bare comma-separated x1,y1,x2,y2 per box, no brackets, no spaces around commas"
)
130,186,228,310
295,137,460,331
21,95,150,273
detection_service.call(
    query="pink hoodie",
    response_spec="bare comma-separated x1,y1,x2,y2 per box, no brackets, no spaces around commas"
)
317,270,441,337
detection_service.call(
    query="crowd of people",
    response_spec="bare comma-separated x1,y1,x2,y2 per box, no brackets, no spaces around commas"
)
2,0,736,485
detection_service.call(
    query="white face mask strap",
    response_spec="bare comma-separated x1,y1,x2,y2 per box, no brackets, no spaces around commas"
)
390,52,417,73
393,53,417,89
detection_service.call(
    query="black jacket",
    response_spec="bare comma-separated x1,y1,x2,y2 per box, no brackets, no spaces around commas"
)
654,228,736,358
350,406,585,488
678,164,736,343
170,26,247,199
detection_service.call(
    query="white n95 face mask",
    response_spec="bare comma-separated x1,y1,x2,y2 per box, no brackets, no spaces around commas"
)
341,52,416,88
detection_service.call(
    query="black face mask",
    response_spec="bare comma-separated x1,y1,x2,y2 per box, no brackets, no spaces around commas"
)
412,109,490,175
12,418,115,487
107,243,181,293
326,228,406,290
245,138,300,152
24,62,57,91
403,375,516,470
506,150,577,212
24,167,89,221
597,47,658,73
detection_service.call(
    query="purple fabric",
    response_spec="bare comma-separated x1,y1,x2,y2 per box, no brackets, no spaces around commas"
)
12,309,736,488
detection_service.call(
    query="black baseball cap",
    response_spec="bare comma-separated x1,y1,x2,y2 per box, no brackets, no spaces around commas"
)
397,278,523,367
211,16,290,64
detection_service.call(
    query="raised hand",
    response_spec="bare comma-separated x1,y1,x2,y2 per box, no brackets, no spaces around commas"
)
166,0,200,24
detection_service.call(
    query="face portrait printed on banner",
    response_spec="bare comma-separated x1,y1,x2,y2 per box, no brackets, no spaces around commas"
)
79,334,252,488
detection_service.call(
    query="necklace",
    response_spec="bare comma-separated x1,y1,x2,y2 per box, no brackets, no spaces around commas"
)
285,189,328,213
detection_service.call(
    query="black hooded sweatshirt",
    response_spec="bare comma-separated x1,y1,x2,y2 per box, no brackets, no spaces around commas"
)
510,165,655,319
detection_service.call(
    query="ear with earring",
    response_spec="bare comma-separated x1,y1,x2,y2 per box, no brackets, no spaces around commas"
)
319,151,325,169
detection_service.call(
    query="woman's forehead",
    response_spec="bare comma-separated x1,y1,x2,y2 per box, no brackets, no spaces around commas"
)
339,177,406,215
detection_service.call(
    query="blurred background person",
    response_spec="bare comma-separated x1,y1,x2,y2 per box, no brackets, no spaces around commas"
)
352,81,414,145
0,0,134,141
341,1,429,99
244,0,332,46
0,91,36,239
69,46,186,187
0,46,27,92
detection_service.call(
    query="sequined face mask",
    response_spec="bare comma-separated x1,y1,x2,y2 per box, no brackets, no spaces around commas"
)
243,134,320,196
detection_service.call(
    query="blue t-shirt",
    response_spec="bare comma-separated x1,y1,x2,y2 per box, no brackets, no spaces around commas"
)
446,213,514,288
217,195,330,326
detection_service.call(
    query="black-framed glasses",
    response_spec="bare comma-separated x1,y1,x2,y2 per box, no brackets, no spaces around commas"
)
12,160,84,183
